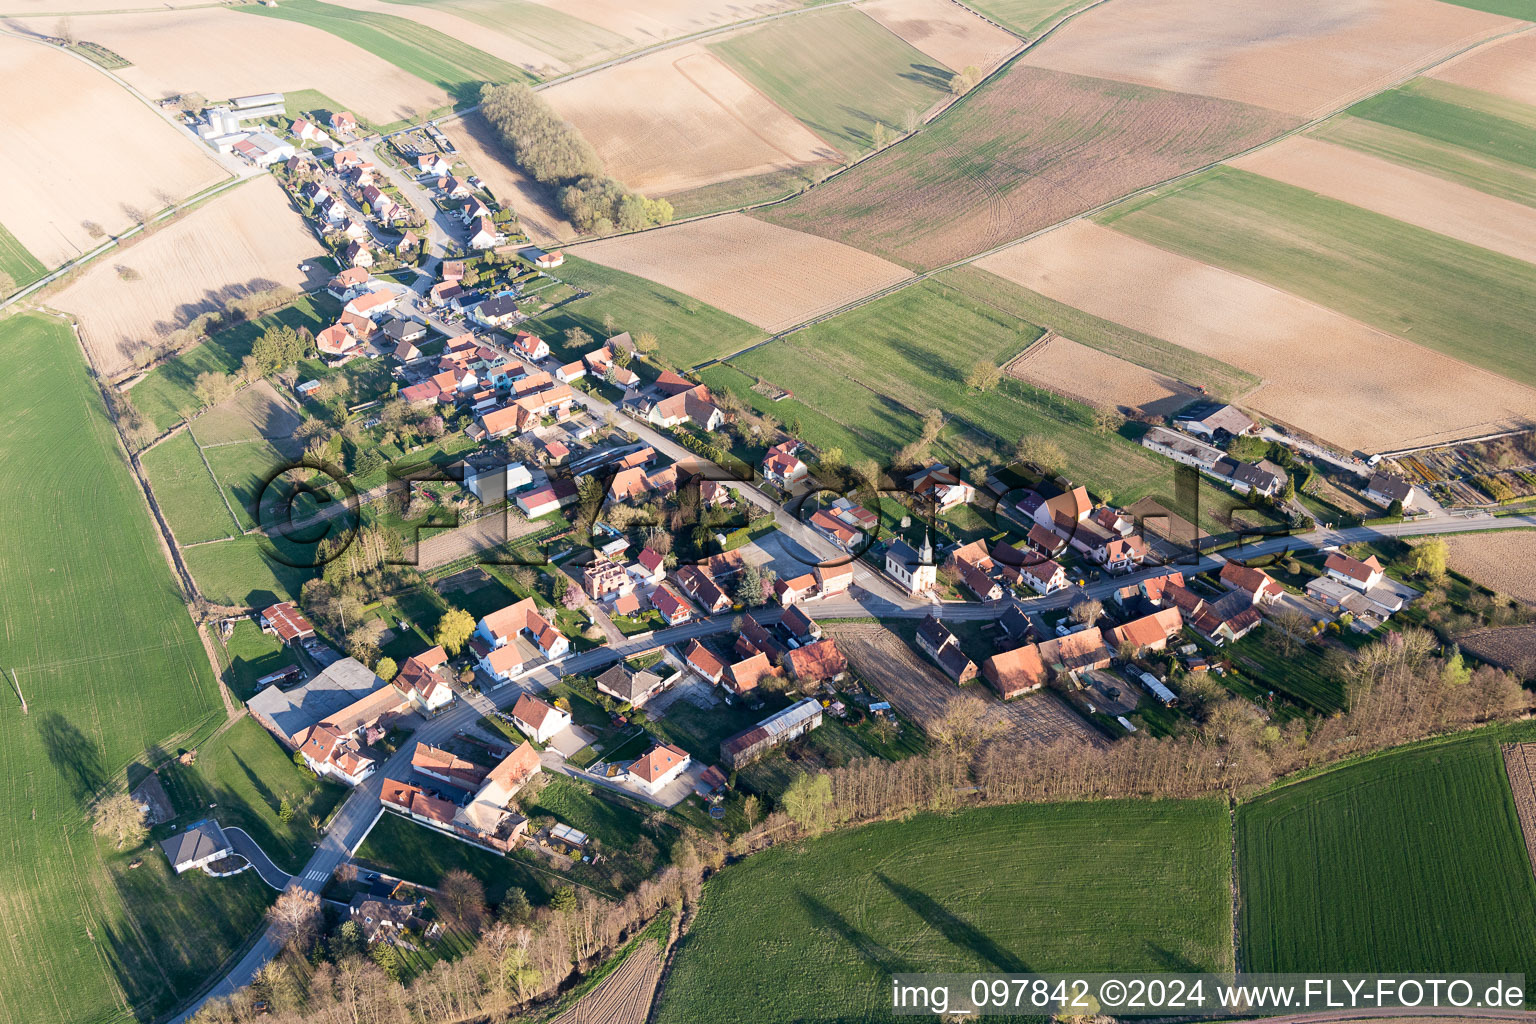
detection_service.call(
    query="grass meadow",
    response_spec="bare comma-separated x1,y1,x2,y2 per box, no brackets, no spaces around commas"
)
217,619,300,701
0,219,46,290
1239,733,1536,975
1436,0,1536,14
521,254,763,368
201,438,297,532
238,0,533,102
655,800,1233,1023
141,430,242,545
184,534,317,608
0,314,246,1023
664,164,836,220
355,809,559,904
710,7,954,154
1100,166,1536,389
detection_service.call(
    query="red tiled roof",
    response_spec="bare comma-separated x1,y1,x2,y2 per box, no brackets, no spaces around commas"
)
630,743,688,784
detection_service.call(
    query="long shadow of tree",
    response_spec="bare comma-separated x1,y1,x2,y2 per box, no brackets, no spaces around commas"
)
36,711,107,805
797,892,912,979
877,872,1031,973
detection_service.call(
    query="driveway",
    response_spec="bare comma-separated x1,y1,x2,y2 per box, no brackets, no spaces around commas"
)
224,827,293,890
546,724,596,759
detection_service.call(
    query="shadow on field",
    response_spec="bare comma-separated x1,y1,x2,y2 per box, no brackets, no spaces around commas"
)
37,711,107,804
878,873,1030,973
903,63,955,91
797,892,911,977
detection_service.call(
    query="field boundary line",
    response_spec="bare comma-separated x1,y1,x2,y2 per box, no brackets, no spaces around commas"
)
184,419,251,538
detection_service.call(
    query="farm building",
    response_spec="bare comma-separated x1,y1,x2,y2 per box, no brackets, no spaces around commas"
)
1173,404,1255,440
721,698,824,769
260,602,314,645
246,657,388,749
981,645,1048,699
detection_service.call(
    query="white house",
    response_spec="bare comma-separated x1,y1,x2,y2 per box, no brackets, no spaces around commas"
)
469,216,499,249
159,819,233,874
761,441,808,490
1325,552,1385,592
1019,558,1069,596
1365,473,1419,509
627,743,690,795
510,692,571,744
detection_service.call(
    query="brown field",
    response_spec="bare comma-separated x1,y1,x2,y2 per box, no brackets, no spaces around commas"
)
0,34,226,269
859,0,1022,75
544,0,803,46
72,8,451,125
193,381,304,447
1503,744,1536,875
756,66,1292,269
1005,332,1199,417
444,117,578,245
1431,30,1536,108
1230,136,1536,265
550,937,663,1024
977,221,1536,451
1444,531,1536,605
412,512,547,570
53,177,324,377
543,42,838,196
1019,0,1516,118
1460,627,1536,676
572,213,912,331
827,622,1105,747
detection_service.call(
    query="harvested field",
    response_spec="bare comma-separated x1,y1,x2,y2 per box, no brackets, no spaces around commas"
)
192,381,304,447
1444,531,1536,605
70,8,451,125
1230,136,1536,265
446,118,577,244
1504,744,1536,878
1019,0,1517,119
978,221,1536,452
571,214,913,332
549,937,663,1024
1314,116,1536,209
859,0,1022,75
543,42,836,196
1431,30,1536,108
0,34,226,269
1005,332,1199,418
756,66,1292,269
1460,626,1536,676
827,622,1105,747
53,177,325,379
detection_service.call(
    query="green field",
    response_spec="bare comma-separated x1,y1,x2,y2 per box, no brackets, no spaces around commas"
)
355,809,559,903
141,430,241,545
379,0,628,66
720,278,1177,502
521,254,763,368
201,438,295,532
1223,632,1346,714
665,163,836,220
238,0,532,102
127,296,334,433
184,534,317,608
1100,166,1536,389
1239,734,1536,975
965,0,1093,38
710,7,954,154
156,716,347,871
1346,80,1536,172
1313,116,1536,209
0,219,46,291
942,265,1261,400
656,799,1233,1023
1434,0,1536,19
0,314,247,1023
217,619,300,701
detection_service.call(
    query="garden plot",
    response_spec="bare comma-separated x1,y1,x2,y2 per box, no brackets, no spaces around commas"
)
0,33,226,270
53,177,324,379
572,214,912,332
978,220,1536,452
542,42,835,196
1019,0,1517,118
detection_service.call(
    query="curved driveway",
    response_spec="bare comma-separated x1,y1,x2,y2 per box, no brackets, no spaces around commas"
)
224,827,294,891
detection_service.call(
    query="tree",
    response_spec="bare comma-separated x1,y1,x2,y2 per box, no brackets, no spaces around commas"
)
1441,644,1472,687
268,886,320,950
498,887,533,925
549,886,577,913
903,107,920,134
1069,598,1103,628
736,562,767,607
438,868,487,932
1091,404,1124,435
781,773,834,835
871,120,891,150
1014,436,1065,476
931,694,1004,756
369,941,402,982
949,64,980,95
565,326,593,351
278,797,294,824
964,360,1000,392
193,371,236,408
1387,498,1404,518
435,606,475,655
375,656,398,681
330,920,364,959
1408,538,1448,581
1265,607,1313,658
634,330,658,354
742,794,761,829
92,792,148,849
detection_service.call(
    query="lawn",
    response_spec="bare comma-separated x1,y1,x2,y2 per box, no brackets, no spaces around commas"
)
141,429,243,545
1223,631,1346,714
202,438,300,531
1313,115,1536,208
648,695,790,761
1100,166,1536,390
378,0,628,66
0,314,239,1023
710,6,954,155
217,619,300,701
238,0,534,103
184,534,318,608
655,799,1233,1023
964,0,1094,38
518,254,763,369
127,295,334,433
0,218,47,289
720,278,1181,503
1238,733,1536,976
155,716,347,871
355,810,558,904
520,774,651,851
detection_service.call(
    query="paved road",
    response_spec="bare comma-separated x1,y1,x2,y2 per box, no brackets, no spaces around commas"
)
224,827,292,891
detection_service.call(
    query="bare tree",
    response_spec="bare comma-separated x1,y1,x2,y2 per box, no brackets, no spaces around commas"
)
930,694,1004,758
92,792,148,849
1264,607,1313,658
1069,598,1103,628
439,868,487,932
268,886,320,950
